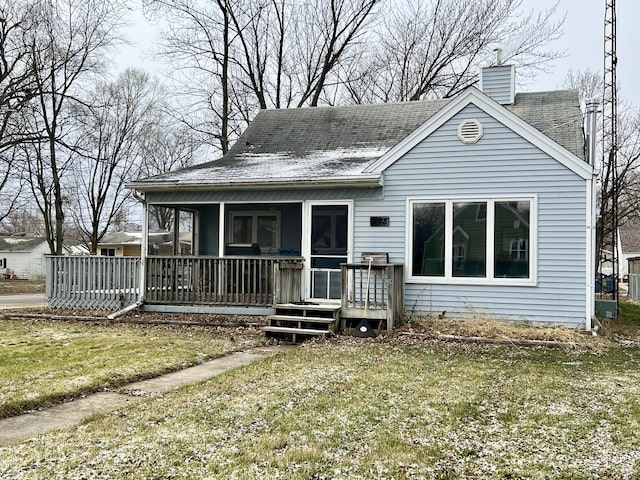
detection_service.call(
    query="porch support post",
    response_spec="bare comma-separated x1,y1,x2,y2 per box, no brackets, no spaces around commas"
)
218,202,225,257
139,194,148,301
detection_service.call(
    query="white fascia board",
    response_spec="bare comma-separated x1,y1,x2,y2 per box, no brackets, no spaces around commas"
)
364,87,593,180
127,174,382,192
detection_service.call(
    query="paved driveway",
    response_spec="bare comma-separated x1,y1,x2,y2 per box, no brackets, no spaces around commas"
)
0,293,47,310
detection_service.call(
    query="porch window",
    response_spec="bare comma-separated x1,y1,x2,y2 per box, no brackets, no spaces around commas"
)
409,197,534,284
229,212,280,254
147,206,195,256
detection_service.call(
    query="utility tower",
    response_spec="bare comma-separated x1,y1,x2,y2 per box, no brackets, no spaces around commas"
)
602,0,618,303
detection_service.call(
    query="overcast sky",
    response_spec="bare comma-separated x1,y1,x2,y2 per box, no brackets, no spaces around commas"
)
117,0,639,106
530,0,639,105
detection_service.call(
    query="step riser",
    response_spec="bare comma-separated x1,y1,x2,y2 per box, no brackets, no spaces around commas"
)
266,304,341,342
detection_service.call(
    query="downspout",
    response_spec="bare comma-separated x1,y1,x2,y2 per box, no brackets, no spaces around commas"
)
585,99,600,331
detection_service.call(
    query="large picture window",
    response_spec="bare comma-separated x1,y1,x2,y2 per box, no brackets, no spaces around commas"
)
409,197,534,284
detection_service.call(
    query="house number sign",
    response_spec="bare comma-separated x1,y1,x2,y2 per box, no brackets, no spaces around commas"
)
370,216,390,227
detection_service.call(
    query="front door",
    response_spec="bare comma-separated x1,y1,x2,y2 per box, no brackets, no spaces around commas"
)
307,203,350,300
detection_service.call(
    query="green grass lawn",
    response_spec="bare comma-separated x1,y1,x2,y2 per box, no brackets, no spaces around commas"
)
0,319,264,418
2,338,640,478
2,303,640,478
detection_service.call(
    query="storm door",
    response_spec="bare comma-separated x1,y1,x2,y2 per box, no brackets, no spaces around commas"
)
308,204,349,300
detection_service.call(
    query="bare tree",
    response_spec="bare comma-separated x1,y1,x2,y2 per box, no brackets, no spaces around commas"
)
0,1,39,224
68,69,163,254
146,0,379,151
138,122,203,232
565,69,640,268
145,0,236,153
290,0,379,107
342,0,564,103
22,0,126,254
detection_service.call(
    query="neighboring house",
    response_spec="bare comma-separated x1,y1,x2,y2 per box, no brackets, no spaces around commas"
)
97,232,144,257
0,237,67,280
619,221,640,280
124,63,596,330
97,231,193,257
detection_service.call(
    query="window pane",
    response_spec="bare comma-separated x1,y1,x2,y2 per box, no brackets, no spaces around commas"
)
232,216,252,244
178,210,193,255
495,201,530,278
452,202,486,277
335,212,348,250
148,206,175,256
412,203,445,276
257,215,277,248
311,214,332,252
312,270,328,298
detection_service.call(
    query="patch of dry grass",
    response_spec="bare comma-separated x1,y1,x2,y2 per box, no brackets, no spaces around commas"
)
402,312,613,353
0,280,45,295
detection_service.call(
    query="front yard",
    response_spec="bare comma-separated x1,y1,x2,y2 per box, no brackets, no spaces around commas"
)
0,319,264,418
1,309,640,478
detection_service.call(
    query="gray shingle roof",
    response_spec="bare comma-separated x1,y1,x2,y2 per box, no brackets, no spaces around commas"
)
131,89,585,189
510,90,585,159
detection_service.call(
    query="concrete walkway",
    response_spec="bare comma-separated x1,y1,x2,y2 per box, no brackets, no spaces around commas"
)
0,345,293,446
0,293,47,310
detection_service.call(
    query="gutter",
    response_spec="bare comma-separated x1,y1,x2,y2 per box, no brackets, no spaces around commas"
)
126,174,382,193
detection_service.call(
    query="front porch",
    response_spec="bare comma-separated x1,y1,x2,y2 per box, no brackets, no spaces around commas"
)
45,255,404,336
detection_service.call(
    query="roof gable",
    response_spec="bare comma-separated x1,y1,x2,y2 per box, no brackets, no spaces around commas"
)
364,87,592,180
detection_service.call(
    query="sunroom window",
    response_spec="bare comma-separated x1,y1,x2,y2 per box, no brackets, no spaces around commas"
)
410,198,533,283
229,211,280,254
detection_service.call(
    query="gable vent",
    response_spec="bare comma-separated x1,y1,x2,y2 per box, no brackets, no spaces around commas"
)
457,119,483,144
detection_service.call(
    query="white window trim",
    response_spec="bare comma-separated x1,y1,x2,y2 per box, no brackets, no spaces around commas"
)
406,195,537,286
228,210,281,250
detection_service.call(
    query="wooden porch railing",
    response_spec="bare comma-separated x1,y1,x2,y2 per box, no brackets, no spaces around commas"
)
340,262,404,330
46,256,141,310
145,256,304,306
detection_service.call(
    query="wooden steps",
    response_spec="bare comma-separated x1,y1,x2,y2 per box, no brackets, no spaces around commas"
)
263,303,341,343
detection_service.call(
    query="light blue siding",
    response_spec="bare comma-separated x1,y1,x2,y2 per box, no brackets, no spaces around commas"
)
354,104,588,327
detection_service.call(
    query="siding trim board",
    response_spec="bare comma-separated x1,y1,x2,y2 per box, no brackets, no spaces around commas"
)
364,87,592,181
